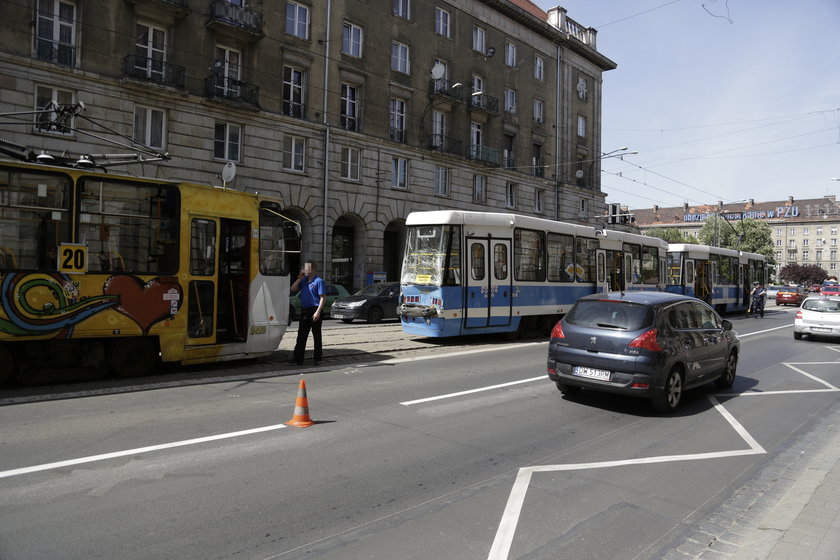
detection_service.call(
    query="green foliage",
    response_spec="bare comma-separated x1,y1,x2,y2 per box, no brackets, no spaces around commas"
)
778,263,828,286
696,216,775,264
644,227,686,243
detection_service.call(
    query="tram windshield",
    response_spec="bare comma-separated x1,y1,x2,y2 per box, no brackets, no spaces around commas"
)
401,224,461,286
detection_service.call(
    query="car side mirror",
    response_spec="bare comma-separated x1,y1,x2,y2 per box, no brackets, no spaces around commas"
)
721,319,733,331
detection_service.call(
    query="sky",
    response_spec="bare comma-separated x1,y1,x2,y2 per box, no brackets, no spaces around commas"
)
533,0,840,210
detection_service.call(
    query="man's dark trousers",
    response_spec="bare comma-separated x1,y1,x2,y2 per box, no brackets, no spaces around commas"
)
293,307,322,363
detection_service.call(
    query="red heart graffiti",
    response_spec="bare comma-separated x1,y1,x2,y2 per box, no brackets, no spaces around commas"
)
103,276,183,334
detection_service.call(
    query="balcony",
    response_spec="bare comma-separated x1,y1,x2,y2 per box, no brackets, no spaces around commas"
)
339,115,358,131
468,92,499,116
206,0,264,42
428,79,464,102
36,39,76,67
532,158,545,177
282,101,306,120
204,75,260,109
123,0,188,19
428,134,462,156
389,128,407,143
122,55,185,89
467,144,500,166
502,155,515,170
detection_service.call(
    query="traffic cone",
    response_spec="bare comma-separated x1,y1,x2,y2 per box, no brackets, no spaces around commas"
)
286,379,314,428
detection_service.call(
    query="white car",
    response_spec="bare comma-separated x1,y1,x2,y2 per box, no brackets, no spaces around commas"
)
793,295,840,340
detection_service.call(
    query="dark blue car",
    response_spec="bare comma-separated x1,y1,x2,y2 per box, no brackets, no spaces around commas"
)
547,291,739,412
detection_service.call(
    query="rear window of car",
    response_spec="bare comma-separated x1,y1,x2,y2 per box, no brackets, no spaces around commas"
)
565,300,654,331
802,299,840,312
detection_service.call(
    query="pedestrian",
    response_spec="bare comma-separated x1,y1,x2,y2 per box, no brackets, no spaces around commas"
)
290,261,326,365
749,281,767,318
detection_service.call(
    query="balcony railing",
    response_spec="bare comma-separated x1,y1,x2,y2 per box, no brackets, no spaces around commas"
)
204,75,260,108
339,115,358,131
207,0,264,40
532,158,545,177
468,93,499,115
36,39,76,66
282,101,306,119
389,127,407,143
428,134,462,156
467,144,500,166
503,155,515,169
428,79,464,102
122,55,185,88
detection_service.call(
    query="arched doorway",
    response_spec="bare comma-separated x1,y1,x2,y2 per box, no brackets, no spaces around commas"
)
332,215,366,292
383,220,405,282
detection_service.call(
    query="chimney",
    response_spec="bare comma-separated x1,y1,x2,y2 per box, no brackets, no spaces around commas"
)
654,205,659,212
683,202,689,212
788,196,794,204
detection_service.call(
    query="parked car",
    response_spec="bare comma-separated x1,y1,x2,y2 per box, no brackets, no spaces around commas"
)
793,295,840,340
765,285,783,300
546,291,739,413
819,282,840,296
330,282,401,323
776,285,805,306
289,283,351,321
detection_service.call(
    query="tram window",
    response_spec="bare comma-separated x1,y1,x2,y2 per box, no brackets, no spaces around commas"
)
641,246,659,284
471,243,485,281
547,233,575,282
623,243,641,284
575,237,597,282
493,243,508,280
78,179,179,274
514,228,545,282
190,219,217,276
0,168,71,271
259,203,292,276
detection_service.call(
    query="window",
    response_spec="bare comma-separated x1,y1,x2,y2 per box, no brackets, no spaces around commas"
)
213,46,241,97
435,7,450,37
803,250,810,261
817,227,824,235
391,157,408,189
283,66,305,118
340,83,359,131
505,182,517,208
533,98,544,123
134,22,166,81
342,22,363,57
576,237,597,281
494,244,508,281
472,25,485,53
340,146,360,180
504,88,517,113
577,115,587,137
803,238,810,246
283,135,305,171
534,188,544,214
505,42,517,67
514,229,545,282
473,175,486,203
580,199,587,216
534,55,544,80
391,41,410,73
34,85,74,134
286,1,310,39
789,228,796,235
503,134,515,169
392,0,410,19
214,121,240,161
547,233,575,282
775,239,782,246
803,228,810,235
36,0,76,66
390,98,407,142
471,243,485,281
434,166,448,196
134,105,166,150
431,110,446,148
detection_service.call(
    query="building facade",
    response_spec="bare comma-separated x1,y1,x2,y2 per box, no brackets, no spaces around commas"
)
0,0,616,291
632,195,840,279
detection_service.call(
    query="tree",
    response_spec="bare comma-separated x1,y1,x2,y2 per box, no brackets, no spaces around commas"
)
697,216,775,264
778,263,828,286
645,227,686,243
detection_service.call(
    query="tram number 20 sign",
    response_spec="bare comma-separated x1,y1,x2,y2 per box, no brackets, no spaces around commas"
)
58,244,89,273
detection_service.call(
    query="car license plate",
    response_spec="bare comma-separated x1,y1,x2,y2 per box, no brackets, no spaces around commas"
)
332,311,345,319
573,366,611,380
811,327,832,333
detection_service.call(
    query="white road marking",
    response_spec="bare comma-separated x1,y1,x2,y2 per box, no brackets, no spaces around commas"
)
0,424,285,480
400,376,545,406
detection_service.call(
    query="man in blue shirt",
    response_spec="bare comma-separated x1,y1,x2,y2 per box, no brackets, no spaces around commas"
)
290,261,326,365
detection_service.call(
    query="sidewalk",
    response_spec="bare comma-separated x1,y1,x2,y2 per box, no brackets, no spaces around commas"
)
666,399,840,560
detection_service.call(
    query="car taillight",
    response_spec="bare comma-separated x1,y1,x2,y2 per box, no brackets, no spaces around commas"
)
628,328,662,352
796,310,802,319
550,321,565,339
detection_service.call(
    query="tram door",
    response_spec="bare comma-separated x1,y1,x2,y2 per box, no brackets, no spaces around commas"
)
464,237,512,329
217,219,250,343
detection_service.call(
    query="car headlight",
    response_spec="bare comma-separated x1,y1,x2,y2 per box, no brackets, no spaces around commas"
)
345,300,365,308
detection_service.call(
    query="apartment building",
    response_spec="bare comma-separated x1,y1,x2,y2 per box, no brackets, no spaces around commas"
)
0,0,616,290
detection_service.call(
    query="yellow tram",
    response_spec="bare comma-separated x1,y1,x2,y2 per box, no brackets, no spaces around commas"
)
0,160,299,382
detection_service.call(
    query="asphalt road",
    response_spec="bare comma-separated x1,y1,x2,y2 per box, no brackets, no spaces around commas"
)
1,305,838,560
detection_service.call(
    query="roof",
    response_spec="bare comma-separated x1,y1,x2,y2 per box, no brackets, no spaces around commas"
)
633,196,840,227
508,0,547,20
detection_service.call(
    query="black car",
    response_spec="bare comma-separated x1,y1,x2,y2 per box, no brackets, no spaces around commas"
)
330,282,401,324
547,291,739,412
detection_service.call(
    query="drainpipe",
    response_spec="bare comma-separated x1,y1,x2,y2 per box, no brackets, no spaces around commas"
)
321,0,332,276
555,43,562,222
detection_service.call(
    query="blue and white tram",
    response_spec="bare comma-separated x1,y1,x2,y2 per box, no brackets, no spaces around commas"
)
665,243,768,314
397,210,668,337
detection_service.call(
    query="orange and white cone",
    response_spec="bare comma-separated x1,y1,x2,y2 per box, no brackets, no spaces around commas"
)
286,379,314,428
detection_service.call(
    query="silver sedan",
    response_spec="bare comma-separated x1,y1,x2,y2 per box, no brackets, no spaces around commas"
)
793,295,840,340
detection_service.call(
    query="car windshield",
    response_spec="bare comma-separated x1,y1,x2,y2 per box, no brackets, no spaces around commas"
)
356,284,393,297
802,299,840,312
565,300,654,330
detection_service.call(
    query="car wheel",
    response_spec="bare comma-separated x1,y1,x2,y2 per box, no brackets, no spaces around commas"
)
366,307,383,324
556,382,581,395
341,318,353,323
793,332,803,340
715,351,737,388
652,368,683,413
